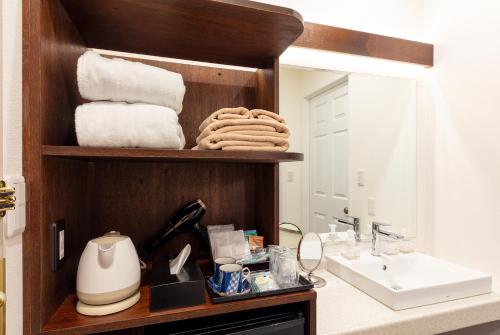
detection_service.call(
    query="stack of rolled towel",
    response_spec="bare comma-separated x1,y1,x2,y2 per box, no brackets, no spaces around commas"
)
75,51,186,149
193,107,290,151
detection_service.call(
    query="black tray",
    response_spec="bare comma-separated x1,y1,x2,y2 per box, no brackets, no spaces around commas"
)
206,271,314,304
240,260,270,272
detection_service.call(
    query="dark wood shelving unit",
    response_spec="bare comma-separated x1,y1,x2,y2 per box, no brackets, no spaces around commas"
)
23,1,310,334
42,146,304,163
42,287,316,335
59,0,303,68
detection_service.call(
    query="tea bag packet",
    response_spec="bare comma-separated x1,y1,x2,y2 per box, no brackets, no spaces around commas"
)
209,229,250,260
215,243,233,259
208,225,235,258
210,231,231,259
248,235,264,251
244,230,257,241
207,224,234,233
230,230,250,260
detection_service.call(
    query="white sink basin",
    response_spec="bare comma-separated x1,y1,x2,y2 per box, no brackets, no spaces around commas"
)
326,252,492,310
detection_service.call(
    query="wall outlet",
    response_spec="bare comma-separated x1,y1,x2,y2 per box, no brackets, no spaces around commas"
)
52,219,66,272
287,170,294,182
59,229,65,260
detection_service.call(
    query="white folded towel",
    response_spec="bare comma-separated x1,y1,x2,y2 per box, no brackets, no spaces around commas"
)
75,102,185,149
77,51,185,114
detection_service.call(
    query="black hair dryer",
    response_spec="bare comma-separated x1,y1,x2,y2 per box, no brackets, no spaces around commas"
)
141,199,209,259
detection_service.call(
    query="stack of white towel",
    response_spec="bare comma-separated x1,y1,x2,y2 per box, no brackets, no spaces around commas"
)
75,51,186,149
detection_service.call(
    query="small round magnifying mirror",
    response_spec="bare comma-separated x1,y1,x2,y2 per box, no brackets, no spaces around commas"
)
279,222,303,250
297,232,325,288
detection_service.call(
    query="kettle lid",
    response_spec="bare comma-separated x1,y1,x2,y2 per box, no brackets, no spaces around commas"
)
91,231,129,246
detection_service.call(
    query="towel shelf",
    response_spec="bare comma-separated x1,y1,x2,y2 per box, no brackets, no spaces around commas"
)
42,146,304,163
59,0,304,68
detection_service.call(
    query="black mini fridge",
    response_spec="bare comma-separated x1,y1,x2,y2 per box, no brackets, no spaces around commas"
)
146,308,305,335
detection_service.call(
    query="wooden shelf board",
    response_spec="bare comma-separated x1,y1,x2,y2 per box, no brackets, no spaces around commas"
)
294,22,434,66
42,286,316,335
59,0,304,68
42,146,304,163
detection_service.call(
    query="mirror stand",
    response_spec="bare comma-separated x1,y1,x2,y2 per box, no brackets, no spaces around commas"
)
297,232,326,288
306,272,326,288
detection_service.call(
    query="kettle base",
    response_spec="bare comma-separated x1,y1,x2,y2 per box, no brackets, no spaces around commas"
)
76,291,140,316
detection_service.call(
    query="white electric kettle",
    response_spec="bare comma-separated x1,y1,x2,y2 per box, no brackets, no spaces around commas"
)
77,231,141,306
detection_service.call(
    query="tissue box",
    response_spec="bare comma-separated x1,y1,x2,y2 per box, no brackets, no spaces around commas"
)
149,258,205,312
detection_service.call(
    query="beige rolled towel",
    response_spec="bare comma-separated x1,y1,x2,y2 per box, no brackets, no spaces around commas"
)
222,145,289,152
193,141,274,150
198,107,251,131
196,141,289,151
196,124,288,144
192,142,287,151
197,118,290,143
197,133,289,151
250,109,286,123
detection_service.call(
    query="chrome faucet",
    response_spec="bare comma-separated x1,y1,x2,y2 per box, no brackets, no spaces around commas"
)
371,222,404,256
335,216,361,242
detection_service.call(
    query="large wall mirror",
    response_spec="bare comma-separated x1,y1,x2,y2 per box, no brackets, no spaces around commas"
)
279,65,417,242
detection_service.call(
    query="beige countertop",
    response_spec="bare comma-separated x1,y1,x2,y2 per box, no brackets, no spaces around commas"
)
315,269,500,335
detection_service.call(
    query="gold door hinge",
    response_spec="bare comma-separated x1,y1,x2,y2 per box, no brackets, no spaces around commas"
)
0,180,15,217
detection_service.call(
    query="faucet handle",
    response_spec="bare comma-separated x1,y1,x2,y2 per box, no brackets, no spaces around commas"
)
336,216,361,242
372,221,391,232
336,215,359,224
372,221,390,227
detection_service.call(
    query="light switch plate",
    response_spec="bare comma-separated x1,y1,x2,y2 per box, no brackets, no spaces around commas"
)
287,170,294,182
368,197,376,216
52,219,66,272
357,169,366,187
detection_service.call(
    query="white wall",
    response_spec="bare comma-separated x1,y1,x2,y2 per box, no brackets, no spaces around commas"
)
349,73,417,236
279,68,304,228
0,0,23,334
271,0,429,81
423,0,500,278
259,0,426,41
